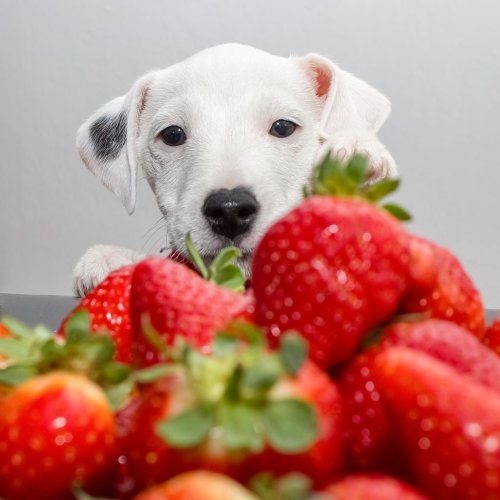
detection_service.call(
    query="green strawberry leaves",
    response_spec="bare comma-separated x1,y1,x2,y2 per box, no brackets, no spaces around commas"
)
250,472,315,500
0,312,135,410
2,314,318,455
185,233,246,292
279,331,308,376
263,399,318,453
382,203,412,221
157,405,214,448
312,153,411,221
220,402,264,452
155,325,318,454
0,364,38,386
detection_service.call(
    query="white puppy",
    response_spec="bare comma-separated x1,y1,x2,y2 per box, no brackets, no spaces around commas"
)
74,43,396,296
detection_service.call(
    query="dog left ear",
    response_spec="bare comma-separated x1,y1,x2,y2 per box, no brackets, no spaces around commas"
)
76,72,157,214
299,54,391,140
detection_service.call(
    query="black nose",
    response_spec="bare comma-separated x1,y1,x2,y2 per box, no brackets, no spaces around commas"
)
202,188,259,240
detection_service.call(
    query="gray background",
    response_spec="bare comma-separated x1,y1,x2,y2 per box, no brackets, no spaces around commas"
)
1,1,499,308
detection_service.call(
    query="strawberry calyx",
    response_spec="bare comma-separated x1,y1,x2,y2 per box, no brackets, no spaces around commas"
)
0,311,135,409
141,317,319,454
250,472,315,500
185,233,246,292
311,153,411,221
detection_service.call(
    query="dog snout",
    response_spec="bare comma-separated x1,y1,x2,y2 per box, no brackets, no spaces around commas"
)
202,187,259,240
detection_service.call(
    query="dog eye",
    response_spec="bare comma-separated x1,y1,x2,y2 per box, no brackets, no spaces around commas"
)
160,126,187,146
269,119,297,138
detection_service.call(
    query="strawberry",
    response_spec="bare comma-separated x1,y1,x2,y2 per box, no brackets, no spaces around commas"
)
133,471,258,500
131,255,254,367
59,264,135,363
252,154,410,369
116,328,344,496
483,316,500,357
0,314,140,497
339,319,500,473
322,474,429,500
399,235,485,337
380,319,500,392
0,371,117,499
374,347,500,499
0,323,10,338
337,348,408,475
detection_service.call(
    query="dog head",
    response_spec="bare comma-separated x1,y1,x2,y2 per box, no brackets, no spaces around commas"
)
77,44,391,272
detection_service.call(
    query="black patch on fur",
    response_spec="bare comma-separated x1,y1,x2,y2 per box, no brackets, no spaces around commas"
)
89,111,127,160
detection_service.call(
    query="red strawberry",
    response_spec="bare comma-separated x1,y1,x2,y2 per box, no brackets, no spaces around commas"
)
252,155,410,369
337,348,409,475
0,371,117,499
59,264,135,363
133,471,258,500
116,330,344,496
0,323,9,338
380,319,500,392
400,235,485,337
483,316,500,357
374,347,500,499
338,319,500,473
131,256,254,367
323,474,429,500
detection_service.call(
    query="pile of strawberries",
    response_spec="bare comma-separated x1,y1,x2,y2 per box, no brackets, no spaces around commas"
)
1,154,500,500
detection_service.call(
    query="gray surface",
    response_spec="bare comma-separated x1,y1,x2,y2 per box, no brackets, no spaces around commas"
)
0,294,78,331
0,293,497,332
1,1,500,310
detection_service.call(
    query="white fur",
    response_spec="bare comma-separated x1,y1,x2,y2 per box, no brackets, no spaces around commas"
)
74,44,397,296
72,245,144,297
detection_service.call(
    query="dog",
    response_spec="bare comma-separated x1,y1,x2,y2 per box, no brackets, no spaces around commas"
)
73,43,397,297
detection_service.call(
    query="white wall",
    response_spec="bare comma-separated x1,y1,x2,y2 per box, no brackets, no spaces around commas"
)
1,0,500,308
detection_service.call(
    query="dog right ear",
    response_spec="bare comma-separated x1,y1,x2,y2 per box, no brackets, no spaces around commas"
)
76,72,157,214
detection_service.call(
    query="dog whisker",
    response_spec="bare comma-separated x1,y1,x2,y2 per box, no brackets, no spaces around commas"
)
142,234,166,255
143,216,165,238
141,219,167,254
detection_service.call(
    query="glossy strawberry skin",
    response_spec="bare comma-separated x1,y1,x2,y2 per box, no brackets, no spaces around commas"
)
338,319,500,474
0,372,117,499
133,471,258,500
117,361,344,495
483,316,500,357
374,347,500,499
252,196,409,369
380,319,500,392
400,235,485,338
338,349,408,475
59,265,134,363
131,257,254,367
0,323,9,337
323,474,429,500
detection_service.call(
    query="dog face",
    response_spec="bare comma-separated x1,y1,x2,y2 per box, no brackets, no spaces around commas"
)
77,44,392,273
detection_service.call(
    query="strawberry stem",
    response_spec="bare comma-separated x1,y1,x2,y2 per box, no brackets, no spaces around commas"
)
185,233,246,292
155,326,319,454
312,153,412,221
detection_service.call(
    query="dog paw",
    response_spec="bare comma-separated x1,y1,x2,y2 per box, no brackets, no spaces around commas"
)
72,245,144,297
327,130,398,182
